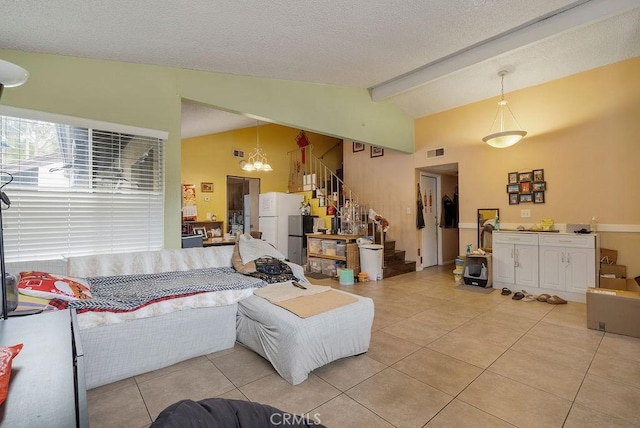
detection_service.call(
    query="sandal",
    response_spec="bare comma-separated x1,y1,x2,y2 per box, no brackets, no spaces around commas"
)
501,287,512,296
537,294,551,302
547,295,567,305
512,292,525,300
522,293,538,302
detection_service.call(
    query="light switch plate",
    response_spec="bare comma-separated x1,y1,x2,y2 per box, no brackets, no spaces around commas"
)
521,209,531,218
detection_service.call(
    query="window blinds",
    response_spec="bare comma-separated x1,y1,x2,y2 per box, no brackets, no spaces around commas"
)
0,114,164,262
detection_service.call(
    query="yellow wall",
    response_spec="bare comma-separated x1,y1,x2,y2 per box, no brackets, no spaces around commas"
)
182,124,342,223
346,57,640,275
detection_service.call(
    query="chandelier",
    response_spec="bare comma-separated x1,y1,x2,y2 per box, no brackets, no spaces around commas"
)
482,70,527,148
240,121,272,172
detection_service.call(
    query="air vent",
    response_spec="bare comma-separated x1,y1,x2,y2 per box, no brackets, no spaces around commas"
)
427,147,445,158
233,149,245,158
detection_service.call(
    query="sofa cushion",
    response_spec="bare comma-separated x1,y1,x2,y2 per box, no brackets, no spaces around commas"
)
18,271,92,301
232,243,256,274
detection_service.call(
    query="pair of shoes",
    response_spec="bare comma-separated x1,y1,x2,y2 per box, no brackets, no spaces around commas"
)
522,293,538,302
501,287,512,296
537,294,551,302
512,291,525,300
547,295,567,305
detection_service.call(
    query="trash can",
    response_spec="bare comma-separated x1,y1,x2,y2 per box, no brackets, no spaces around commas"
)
359,244,384,281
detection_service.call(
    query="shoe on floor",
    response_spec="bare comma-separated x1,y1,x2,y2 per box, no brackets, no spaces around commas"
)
512,291,525,300
501,287,512,296
537,294,551,302
547,295,567,305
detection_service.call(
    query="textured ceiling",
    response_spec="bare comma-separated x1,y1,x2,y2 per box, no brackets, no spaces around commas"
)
1,0,639,138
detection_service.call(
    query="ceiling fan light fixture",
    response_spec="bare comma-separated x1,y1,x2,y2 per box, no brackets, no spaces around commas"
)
483,70,526,148
0,59,29,100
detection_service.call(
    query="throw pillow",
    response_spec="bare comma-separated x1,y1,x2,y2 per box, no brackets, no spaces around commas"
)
231,243,257,274
18,271,92,301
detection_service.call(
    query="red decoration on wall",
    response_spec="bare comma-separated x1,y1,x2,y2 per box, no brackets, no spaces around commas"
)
295,131,310,163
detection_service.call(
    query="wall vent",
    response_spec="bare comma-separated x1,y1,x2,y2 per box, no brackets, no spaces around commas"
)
427,147,445,158
233,149,245,158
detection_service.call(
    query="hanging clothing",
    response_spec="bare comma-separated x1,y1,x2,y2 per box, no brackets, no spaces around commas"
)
441,195,455,228
416,185,425,229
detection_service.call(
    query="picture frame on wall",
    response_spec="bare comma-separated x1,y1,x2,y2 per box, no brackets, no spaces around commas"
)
506,184,520,193
520,181,531,194
519,193,533,203
193,227,207,237
533,169,544,182
534,191,545,204
200,182,214,192
508,172,518,184
371,146,384,158
532,181,546,192
353,141,365,152
518,171,533,182
509,193,519,205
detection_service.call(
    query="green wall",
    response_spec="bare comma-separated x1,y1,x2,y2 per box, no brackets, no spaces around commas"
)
0,49,413,248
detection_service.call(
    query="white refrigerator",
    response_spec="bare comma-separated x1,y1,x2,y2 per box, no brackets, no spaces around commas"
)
258,192,303,257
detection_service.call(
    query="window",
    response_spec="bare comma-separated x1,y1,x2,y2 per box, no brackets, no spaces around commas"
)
0,113,165,262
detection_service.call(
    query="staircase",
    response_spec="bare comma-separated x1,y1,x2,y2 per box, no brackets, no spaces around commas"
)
288,144,416,278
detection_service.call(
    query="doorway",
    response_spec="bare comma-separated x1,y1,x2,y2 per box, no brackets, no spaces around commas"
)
226,176,260,235
420,173,440,267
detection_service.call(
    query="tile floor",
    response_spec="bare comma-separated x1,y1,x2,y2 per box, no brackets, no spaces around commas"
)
87,266,640,427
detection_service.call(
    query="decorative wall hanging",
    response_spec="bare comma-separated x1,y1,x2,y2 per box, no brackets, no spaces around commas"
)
200,182,213,192
353,141,365,152
371,146,384,158
507,169,546,205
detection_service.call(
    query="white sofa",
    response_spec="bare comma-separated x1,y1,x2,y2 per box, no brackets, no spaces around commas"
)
66,246,244,389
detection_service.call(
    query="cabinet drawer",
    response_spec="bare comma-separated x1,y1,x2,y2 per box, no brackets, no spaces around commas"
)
539,234,595,249
493,232,538,245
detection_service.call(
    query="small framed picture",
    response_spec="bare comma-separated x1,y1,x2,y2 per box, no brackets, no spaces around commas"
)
506,184,520,193
532,181,546,192
509,193,519,205
534,191,545,204
353,141,365,152
200,182,214,193
318,197,326,207
533,169,544,182
370,146,384,158
520,181,531,194
508,172,518,184
193,227,207,237
519,171,533,182
519,193,533,203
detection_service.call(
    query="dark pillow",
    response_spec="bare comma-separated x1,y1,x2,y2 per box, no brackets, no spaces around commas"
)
255,258,283,275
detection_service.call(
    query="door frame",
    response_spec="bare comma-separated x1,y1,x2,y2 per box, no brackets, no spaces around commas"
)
420,172,443,267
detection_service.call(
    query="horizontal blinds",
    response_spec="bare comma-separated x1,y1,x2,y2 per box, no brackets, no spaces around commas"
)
0,114,164,262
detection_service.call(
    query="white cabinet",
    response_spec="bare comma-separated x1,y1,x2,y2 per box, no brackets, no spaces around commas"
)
539,234,597,293
493,232,539,289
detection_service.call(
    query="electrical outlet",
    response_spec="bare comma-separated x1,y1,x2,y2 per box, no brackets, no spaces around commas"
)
521,209,531,218
406,207,411,215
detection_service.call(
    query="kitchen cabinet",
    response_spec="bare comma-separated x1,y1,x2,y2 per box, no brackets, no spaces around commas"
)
539,234,597,293
493,232,539,289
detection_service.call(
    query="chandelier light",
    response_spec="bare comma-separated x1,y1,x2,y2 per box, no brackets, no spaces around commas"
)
482,70,527,148
240,121,272,172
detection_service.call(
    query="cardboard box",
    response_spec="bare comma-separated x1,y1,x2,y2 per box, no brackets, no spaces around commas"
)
600,248,618,264
599,264,627,290
587,288,640,338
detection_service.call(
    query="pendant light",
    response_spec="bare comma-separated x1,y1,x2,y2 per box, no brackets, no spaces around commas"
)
482,70,527,148
0,59,29,101
240,121,272,172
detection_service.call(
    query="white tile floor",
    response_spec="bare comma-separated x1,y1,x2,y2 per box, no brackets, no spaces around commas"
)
87,266,640,427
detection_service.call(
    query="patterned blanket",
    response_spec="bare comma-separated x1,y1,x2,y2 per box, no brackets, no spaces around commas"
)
51,267,266,314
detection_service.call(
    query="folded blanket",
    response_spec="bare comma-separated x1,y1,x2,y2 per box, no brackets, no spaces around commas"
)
253,281,329,303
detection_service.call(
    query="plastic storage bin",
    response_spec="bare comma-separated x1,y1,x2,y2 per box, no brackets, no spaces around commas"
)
308,257,323,273
321,240,337,256
336,242,346,257
321,259,337,277
308,238,323,254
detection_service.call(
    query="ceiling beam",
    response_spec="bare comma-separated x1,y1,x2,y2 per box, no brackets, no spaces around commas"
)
370,0,640,101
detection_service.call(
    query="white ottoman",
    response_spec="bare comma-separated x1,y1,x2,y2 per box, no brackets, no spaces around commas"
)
236,291,374,385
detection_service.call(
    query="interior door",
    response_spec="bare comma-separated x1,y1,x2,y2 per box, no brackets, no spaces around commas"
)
421,174,438,267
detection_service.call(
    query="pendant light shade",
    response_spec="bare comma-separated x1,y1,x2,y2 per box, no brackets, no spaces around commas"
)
0,59,29,101
241,121,272,172
483,71,526,148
